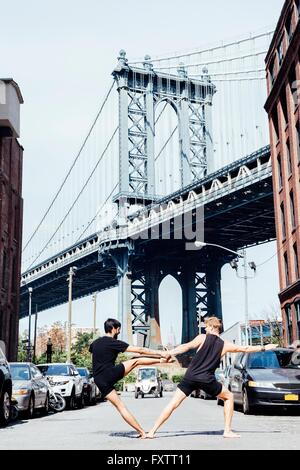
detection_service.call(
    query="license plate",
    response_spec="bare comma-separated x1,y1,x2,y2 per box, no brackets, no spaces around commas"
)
284,394,299,401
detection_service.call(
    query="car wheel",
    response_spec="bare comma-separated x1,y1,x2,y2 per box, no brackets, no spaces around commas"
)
141,393,144,399
160,390,163,398
242,389,252,415
68,390,76,410
0,388,11,426
26,394,35,419
217,398,224,407
77,392,85,409
89,391,97,406
41,394,49,416
135,391,139,399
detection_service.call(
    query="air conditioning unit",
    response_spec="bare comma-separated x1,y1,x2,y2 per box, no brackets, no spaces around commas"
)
0,79,23,137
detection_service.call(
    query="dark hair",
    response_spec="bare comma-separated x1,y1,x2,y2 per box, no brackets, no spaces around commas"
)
104,318,121,333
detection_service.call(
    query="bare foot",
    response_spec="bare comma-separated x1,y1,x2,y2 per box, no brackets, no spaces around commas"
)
146,432,156,439
137,432,147,439
223,431,241,439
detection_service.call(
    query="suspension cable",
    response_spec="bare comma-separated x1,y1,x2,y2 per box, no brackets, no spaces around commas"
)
22,80,115,253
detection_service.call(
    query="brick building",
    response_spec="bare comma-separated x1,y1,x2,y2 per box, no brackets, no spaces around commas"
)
0,79,23,360
265,0,300,345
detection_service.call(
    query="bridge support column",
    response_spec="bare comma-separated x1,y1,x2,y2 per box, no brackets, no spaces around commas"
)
181,267,201,344
116,251,133,345
206,263,223,320
145,263,162,349
131,262,162,349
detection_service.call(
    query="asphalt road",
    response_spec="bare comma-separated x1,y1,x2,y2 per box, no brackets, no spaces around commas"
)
1,392,299,450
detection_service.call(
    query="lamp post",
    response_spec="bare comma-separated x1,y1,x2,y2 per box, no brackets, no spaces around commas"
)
33,304,38,362
195,241,244,259
66,266,77,363
230,249,257,345
27,287,33,362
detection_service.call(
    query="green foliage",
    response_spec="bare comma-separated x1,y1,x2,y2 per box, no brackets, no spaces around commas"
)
17,335,27,362
73,332,94,354
172,374,185,383
158,371,169,380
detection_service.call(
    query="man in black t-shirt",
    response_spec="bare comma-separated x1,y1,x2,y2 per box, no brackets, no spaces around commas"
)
89,318,171,439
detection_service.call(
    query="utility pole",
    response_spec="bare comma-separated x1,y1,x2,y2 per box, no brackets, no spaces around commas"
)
67,266,77,363
230,249,257,346
27,287,33,362
92,293,97,339
243,250,249,346
33,304,38,363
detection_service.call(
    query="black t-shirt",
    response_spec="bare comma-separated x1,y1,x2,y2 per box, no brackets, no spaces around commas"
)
89,336,129,378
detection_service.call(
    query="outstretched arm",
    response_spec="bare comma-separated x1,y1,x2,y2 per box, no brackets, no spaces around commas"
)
223,342,278,355
125,346,164,358
168,335,206,357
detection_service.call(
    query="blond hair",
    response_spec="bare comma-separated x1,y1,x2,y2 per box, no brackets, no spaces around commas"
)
205,317,222,333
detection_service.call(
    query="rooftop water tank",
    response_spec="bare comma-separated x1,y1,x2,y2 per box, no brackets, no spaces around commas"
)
0,79,23,137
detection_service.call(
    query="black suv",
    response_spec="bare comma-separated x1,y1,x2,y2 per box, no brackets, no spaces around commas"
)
0,341,12,426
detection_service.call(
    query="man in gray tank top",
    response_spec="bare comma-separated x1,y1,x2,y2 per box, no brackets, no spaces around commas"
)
147,317,278,439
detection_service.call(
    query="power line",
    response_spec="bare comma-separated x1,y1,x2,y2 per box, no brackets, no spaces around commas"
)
26,127,119,270
22,80,115,254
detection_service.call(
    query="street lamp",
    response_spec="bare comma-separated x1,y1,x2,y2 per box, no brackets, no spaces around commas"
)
230,249,257,345
195,241,244,259
27,287,33,362
66,266,77,363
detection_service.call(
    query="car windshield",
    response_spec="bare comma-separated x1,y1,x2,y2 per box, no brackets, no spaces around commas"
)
138,369,156,380
10,364,30,381
247,350,299,369
77,368,88,377
38,364,70,376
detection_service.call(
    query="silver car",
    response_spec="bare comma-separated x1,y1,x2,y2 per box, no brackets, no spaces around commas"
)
10,363,49,418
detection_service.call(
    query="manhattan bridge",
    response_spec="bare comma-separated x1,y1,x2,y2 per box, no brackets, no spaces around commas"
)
20,29,276,348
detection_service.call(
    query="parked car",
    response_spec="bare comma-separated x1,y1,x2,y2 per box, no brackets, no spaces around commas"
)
0,342,12,426
227,348,300,414
191,369,224,399
37,363,84,409
217,365,234,405
10,362,49,418
135,367,163,398
162,379,175,392
77,367,97,405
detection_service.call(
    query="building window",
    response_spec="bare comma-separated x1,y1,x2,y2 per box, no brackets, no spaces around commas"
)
277,154,283,188
286,11,294,41
281,89,289,125
289,66,298,109
277,38,284,66
284,252,290,286
271,107,280,142
290,191,296,230
287,140,292,175
296,0,300,17
285,305,293,344
294,243,299,280
296,301,300,340
281,202,286,239
270,57,277,85
296,123,300,162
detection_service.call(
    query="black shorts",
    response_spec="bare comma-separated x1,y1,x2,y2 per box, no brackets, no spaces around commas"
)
178,377,222,398
94,364,125,398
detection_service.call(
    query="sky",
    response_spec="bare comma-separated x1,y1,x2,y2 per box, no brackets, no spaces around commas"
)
0,0,285,344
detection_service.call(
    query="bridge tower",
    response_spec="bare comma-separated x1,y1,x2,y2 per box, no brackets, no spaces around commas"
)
106,51,219,347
